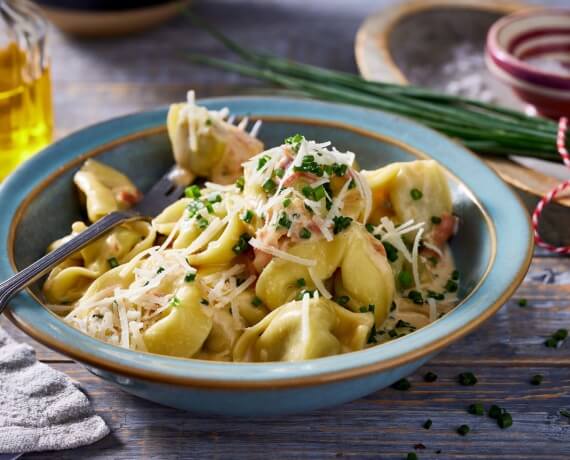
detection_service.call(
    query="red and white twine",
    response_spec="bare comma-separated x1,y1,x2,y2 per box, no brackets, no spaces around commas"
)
531,117,570,254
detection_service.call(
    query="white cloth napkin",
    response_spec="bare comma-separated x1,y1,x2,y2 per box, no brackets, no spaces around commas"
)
0,326,109,454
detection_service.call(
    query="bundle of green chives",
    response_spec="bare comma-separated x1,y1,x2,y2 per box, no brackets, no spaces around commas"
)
184,17,566,162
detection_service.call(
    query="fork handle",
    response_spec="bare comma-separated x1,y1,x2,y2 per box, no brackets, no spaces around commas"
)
0,210,139,316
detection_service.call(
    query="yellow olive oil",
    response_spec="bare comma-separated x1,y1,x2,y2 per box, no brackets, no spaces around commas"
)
0,43,53,181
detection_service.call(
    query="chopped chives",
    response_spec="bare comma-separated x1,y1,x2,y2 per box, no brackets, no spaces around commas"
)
242,209,254,223
277,212,292,229
365,223,374,233
398,270,413,289
423,419,432,429
200,298,209,305
407,290,424,305
274,167,285,178
251,296,262,307
530,374,543,385
406,453,418,460
458,372,478,386
498,412,513,429
410,188,423,200
300,227,312,239
382,242,398,262
451,270,460,280
488,405,503,419
468,403,484,416
391,378,411,391
156,267,165,274
235,176,245,191
335,295,350,306
232,233,252,254
332,215,352,234
107,257,119,269
184,272,196,282
431,216,442,224
424,371,438,382
445,279,458,293
283,198,292,208
185,185,201,198
359,306,368,313
517,298,528,307
169,296,180,307
296,278,306,287
262,178,277,194
457,424,470,436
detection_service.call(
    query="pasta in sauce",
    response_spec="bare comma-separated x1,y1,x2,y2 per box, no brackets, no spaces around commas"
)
43,93,460,362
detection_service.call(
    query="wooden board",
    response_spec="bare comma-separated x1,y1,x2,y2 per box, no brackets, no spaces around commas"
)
3,0,570,457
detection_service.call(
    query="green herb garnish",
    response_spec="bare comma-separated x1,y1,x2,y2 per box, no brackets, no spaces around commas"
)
445,279,458,293
468,403,484,416
251,296,262,307
458,372,478,386
156,267,165,274
457,424,470,436
391,378,411,391
277,212,292,229
235,176,245,192
283,198,292,208
335,295,350,306
431,216,442,224
408,290,424,305
382,242,398,262
498,412,513,429
107,257,119,269
184,272,196,283
262,178,277,194
517,298,528,307
398,270,413,289
169,296,180,308
406,453,418,460
530,374,543,385
200,298,209,305
232,233,252,254
285,134,304,153
424,371,438,383
185,185,201,198
242,209,254,223
410,188,423,200
299,227,312,239
332,215,352,234
423,419,432,430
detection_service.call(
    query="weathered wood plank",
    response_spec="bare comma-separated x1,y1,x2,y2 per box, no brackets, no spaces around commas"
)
21,363,570,459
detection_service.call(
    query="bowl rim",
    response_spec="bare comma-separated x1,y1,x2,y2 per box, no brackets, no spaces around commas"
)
0,96,533,389
486,8,570,87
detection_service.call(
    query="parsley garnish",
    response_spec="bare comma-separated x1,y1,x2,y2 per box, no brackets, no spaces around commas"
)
184,272,196,283
408,290,424,305
296,278,306,288
257,155,270,170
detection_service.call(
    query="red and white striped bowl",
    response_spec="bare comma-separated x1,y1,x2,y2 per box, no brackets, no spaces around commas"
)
486,9,570,118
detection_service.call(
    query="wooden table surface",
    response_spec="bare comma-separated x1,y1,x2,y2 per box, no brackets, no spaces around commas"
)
2,0,570,458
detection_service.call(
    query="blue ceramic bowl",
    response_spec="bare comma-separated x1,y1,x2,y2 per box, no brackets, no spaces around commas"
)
0,97,532,415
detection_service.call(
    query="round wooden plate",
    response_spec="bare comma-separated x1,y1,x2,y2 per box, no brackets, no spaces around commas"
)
355,0,570,206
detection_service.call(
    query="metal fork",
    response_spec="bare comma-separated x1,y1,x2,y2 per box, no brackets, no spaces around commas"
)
0,116,261,316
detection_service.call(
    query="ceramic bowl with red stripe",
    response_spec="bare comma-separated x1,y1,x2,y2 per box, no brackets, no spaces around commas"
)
486,8,570,118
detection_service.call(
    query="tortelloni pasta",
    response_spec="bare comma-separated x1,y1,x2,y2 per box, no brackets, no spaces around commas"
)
167,90,264,184
44,96,462,364
233,298,374,362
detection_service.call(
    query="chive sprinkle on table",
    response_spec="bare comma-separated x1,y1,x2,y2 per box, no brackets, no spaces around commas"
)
3,1,569,458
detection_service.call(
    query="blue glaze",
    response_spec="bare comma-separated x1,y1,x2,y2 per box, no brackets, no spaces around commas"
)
0,97,532,415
